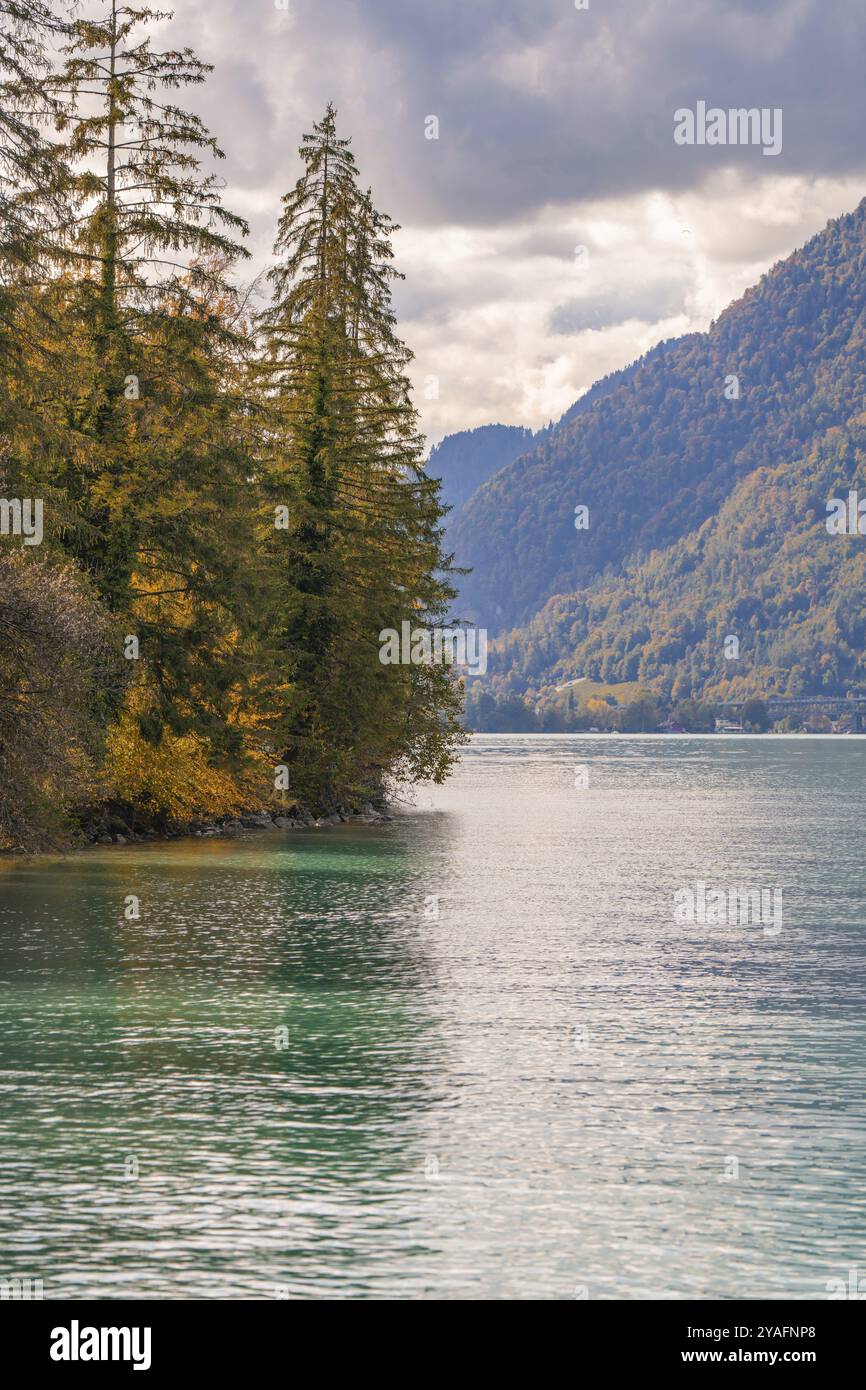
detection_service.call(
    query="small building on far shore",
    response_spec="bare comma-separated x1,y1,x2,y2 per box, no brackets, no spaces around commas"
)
714,717,744,733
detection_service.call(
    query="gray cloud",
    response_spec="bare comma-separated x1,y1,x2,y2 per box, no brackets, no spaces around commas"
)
153,1,866,440
550,277,691,333
171,0,866,230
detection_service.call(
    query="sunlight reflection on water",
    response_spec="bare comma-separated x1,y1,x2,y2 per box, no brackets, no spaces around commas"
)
0,736,864,1298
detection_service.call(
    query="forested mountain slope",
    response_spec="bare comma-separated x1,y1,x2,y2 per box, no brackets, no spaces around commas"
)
426,371,636,538
427,424,536,520
452,200,866,636
482,413,866,714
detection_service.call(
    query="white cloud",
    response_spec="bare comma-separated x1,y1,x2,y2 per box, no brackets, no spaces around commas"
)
400,175,865,443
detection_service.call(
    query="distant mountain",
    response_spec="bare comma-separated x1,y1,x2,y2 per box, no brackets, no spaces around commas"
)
427,424,537,523
427,375,635,544
451,199,866,643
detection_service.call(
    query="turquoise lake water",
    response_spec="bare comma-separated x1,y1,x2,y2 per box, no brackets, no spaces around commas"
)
0,735,864,1299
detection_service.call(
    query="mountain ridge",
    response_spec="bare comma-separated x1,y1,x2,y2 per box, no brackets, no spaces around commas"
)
449,197,866,642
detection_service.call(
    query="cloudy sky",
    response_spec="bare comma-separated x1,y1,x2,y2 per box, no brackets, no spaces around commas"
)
158,0,866,445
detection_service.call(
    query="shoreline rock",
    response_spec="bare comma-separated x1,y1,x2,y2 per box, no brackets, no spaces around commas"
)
2,797,395,858
71,802,393,851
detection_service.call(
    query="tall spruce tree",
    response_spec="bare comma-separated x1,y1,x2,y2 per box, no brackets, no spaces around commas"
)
38,3,257,749
261,105,465,806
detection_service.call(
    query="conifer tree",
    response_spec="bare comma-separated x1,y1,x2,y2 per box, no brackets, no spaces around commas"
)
39,3,257,748
0,1,90,587
45,2,247,583
261,105,465,805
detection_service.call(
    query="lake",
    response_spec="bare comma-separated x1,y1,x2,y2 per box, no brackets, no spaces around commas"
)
1,735,864,1299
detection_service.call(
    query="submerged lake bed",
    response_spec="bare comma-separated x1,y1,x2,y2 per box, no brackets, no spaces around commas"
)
1,735,864,1299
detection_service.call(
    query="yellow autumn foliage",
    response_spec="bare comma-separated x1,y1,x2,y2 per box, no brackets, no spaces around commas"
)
104,708,271,821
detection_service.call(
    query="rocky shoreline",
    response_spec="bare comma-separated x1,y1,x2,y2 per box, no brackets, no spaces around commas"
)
77,802,393,848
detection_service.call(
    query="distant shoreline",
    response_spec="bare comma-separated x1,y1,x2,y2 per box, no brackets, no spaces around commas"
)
462,730,866,738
